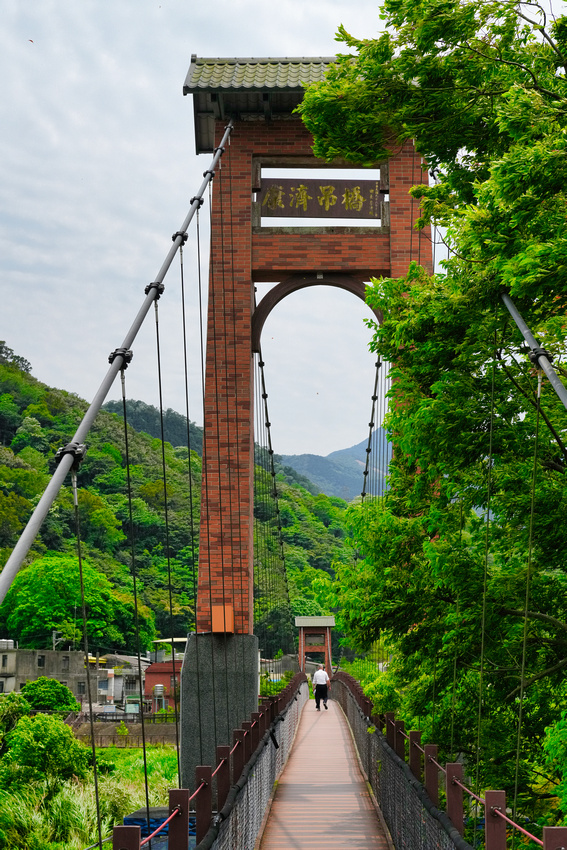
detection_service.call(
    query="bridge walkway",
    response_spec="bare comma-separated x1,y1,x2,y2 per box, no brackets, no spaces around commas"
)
258,697,393,850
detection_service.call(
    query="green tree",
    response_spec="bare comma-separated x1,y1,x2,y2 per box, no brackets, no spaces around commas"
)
299,0,567,811
0,554,155,652
0,693,30,756
20,678,80,713
0,714,88,790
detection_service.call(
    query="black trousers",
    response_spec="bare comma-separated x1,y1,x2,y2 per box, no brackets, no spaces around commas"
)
315,683,328,709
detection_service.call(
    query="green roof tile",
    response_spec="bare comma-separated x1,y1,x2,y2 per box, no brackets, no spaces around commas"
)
184,55,336,152
185,56,336,92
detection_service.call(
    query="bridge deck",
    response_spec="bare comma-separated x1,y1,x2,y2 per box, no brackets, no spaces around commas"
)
258,697,392,850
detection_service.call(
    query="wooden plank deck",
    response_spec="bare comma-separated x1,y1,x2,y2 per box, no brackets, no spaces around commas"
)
257,698,393,850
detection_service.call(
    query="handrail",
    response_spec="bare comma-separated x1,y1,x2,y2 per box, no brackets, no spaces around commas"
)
189,781,207,802
139,806,181,846
211,757,227,778
428,756,447,775
492,807,544,846
336,671,560,850
451,776,484,805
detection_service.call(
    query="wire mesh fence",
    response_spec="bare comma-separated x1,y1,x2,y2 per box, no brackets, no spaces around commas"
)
332,676,473,850
198,679,309,850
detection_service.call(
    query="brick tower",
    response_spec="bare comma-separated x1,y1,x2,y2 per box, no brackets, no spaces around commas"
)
180,56,431,787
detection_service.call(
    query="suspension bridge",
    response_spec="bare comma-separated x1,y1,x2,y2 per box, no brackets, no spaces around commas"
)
1,54,567,850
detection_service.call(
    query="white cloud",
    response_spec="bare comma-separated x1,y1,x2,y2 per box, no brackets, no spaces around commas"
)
1,0,385,456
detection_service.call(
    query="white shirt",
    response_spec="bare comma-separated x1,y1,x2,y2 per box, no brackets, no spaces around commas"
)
312,669,330,686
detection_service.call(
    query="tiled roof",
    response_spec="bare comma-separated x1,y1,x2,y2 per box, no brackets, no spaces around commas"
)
185,56,336,92
184,55,336,153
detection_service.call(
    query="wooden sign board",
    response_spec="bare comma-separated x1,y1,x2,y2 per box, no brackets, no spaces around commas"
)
258,178,386,220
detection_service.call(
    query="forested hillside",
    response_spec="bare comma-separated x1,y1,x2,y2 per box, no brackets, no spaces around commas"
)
0,342,350,654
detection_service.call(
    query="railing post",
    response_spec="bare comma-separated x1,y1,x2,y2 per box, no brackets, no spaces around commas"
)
232,729,245,784
446,763,464,836
112,825,140,850
251,712,261,751
394,719,406,761
409,730,422,780
424,744,439,807
242,720,252,762
385,711,395,748
195,766,212,845
215,745,231,812
485,790,507,850
269,695,279,723
168,789,189,850
543,826,567,849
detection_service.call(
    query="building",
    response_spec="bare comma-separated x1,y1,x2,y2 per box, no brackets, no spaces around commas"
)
0,644,108,703
0,643,150,709
144,660,182,712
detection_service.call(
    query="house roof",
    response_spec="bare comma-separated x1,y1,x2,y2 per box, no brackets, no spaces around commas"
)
145,661,182,673
183,55,336,153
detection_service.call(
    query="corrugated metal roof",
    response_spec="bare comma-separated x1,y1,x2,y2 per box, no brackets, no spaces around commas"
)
185,56,336,92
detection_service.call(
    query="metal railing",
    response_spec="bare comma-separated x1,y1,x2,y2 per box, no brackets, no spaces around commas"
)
109,672,308,850
332,672,567,850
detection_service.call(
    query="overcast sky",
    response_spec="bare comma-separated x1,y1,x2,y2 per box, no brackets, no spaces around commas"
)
1,0,388,457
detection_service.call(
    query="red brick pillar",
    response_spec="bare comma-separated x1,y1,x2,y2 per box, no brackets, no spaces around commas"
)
195,122,431,636
389,139,432,277
196,124,256,635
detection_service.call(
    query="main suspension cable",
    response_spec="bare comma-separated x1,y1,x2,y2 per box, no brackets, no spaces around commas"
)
0,120,234,604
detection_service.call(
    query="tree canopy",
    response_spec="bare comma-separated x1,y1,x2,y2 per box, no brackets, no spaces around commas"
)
300,0,567,821
20,678,80,714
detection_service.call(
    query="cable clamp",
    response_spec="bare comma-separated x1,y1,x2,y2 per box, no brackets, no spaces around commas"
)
55,442,87,470
172,230,189,243
214,145,225,154
108,348,133,367
145,282,165,298
529,346,553,367
203,169,215,178
190,196,205,208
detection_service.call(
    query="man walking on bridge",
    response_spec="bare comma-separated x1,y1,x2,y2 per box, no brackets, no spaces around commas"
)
312,664,330,711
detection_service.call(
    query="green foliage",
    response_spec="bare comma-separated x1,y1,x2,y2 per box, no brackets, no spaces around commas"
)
0,714,88,790
0,693,31,756
0,554,155,652
0,745,178,849
20,678,80,713
102,398,203,456
115,720,129,737
299,0,567,816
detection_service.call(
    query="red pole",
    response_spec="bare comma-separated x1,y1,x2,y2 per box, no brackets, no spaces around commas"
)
251,712,261,752
195,766,212,844
242,721,252,762
424,744,439,807
409,731,422,780
168,789,189,850
385,711,395,748
446,763,464,836
395,719,406,761
543,826,567,849
232,729,245,784
112,825,140,850
215,745,231,812
485,790,507,850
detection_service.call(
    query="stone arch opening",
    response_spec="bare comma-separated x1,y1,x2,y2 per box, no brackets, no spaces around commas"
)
251,272,382,353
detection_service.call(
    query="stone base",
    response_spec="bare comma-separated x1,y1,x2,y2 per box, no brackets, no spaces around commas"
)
180,632,259,789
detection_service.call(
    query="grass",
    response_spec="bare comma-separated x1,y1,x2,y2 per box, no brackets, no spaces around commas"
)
0,745,180,850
